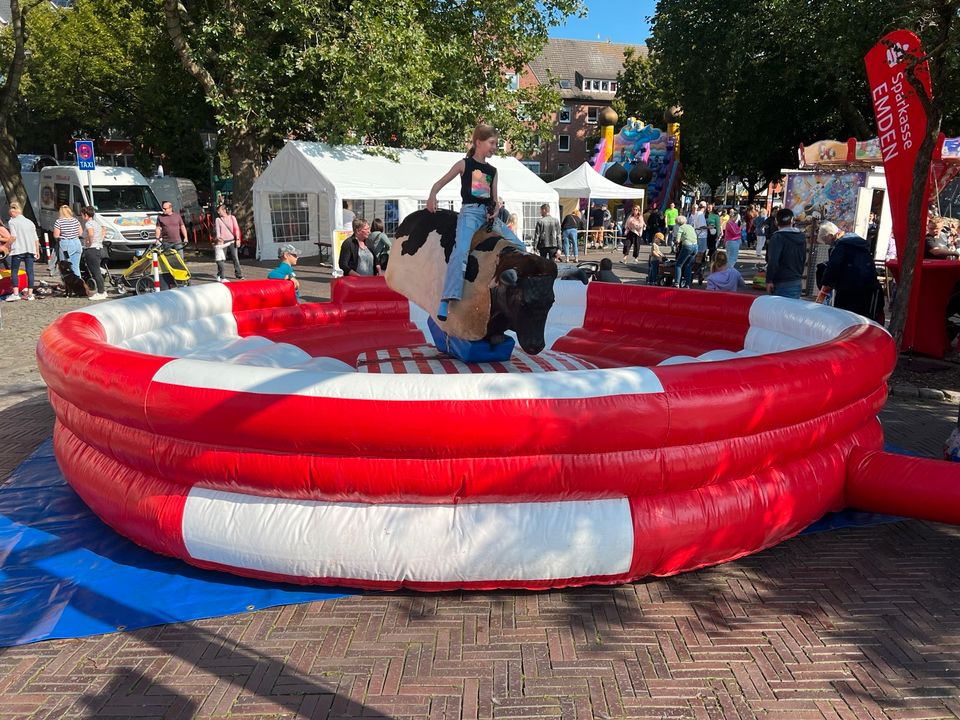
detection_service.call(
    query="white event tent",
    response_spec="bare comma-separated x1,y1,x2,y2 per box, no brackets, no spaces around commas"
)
252,141,559,260
548,162,646,215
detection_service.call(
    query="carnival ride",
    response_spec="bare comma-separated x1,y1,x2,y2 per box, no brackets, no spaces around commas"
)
36,277,960,591
590,108,682,210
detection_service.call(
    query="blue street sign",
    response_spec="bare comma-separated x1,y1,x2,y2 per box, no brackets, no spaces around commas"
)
75,140,95,171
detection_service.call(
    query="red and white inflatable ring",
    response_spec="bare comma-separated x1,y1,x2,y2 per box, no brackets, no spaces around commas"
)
37,277,896,591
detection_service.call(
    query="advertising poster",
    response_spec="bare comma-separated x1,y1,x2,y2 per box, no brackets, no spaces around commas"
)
784,172,867,228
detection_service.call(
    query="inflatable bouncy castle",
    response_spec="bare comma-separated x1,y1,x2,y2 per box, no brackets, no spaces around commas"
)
591,109,683,209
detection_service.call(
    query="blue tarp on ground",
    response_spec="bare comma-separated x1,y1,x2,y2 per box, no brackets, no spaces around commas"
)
0,439,909,647
0,440,356,647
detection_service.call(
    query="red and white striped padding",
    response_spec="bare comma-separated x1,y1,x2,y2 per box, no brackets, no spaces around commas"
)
357,345,596,374
37,277,897,591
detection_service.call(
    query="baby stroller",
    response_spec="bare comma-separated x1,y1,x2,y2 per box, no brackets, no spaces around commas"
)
107,242,191,295
655,259,677,286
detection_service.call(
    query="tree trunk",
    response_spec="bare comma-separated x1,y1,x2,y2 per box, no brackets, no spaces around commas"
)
887,107,941,350
0,128,34,222
0,0,39,224
228,130,261,247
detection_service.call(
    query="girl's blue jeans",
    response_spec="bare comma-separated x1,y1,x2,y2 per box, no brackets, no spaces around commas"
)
441,204,523,301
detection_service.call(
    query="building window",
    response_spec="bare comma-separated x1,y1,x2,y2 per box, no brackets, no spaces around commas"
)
505,73,520,91
558,135,570,152
559,106,571,123
268,193,311,244
582,79,616,94
559,79,572,90
521,160,541,175
587,107,598,124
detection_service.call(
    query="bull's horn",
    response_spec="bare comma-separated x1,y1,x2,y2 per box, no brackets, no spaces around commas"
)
499,268,518,287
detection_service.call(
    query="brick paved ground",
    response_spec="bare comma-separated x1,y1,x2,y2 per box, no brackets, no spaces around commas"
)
2,247,959,720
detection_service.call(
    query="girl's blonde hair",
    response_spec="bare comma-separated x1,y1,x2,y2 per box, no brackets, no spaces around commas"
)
58,205,74,219
711,249,729,274
468,123,499,157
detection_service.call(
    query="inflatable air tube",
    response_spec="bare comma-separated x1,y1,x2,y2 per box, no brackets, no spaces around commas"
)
38,278,899,591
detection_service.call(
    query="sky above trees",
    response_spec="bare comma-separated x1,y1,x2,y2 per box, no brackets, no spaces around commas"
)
551,0,656,44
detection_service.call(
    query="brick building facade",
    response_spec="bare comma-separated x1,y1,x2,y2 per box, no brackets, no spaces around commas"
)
521,38,646,181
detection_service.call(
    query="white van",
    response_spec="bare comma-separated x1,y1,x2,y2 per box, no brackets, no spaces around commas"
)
38,166,162,259
149,176,202,229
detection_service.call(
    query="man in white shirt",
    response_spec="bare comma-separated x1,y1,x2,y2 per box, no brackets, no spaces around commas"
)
5,202,40,301
690,201,709,286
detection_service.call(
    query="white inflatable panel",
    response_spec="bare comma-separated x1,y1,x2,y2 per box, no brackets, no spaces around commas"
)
184,336,275,362
76,283,234,346
153,358,666,401
746,295,870,353
182,489,635,582
119,315,239,357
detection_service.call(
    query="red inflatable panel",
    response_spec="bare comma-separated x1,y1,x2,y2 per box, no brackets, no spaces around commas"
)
847,447,960,525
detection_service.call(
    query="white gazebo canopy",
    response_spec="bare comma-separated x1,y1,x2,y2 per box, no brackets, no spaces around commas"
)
252,142,559,260
549,162,646,216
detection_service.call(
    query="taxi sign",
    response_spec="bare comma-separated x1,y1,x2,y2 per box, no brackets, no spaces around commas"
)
75,140,95,171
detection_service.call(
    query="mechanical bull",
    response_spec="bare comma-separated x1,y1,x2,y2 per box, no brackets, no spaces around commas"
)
385,209,558,355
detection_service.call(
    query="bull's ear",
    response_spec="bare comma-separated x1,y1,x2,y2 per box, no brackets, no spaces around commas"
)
499,268,519,287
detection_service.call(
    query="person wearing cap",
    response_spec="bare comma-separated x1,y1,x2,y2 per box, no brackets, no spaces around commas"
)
268,243,301,301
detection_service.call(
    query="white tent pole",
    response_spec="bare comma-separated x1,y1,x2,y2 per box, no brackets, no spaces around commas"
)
586,192,592,252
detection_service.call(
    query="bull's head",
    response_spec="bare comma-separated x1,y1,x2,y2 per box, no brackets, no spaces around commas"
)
490,266,556,355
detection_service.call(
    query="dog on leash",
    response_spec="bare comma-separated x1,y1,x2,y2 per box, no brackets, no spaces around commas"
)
57,260,92,298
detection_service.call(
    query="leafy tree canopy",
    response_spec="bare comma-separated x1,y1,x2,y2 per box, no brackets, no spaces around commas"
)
619,0,959,192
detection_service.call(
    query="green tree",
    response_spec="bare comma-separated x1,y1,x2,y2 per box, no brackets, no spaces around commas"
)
888,0,960,351
613,48,667,133
0,0,44,219
636,0,919,196
163,0,583,238
8,0,212,189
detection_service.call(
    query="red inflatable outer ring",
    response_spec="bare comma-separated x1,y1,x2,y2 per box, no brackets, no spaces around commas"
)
37,278,897,591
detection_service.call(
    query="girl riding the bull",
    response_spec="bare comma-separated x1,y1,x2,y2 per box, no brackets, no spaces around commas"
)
426,123,523,321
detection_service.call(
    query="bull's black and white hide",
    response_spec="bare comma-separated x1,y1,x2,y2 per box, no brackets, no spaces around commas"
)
385,209,558,355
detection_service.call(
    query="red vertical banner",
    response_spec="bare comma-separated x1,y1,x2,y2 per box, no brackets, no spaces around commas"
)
864,30,932,349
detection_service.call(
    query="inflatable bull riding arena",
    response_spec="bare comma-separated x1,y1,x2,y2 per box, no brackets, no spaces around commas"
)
37,209,960,592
